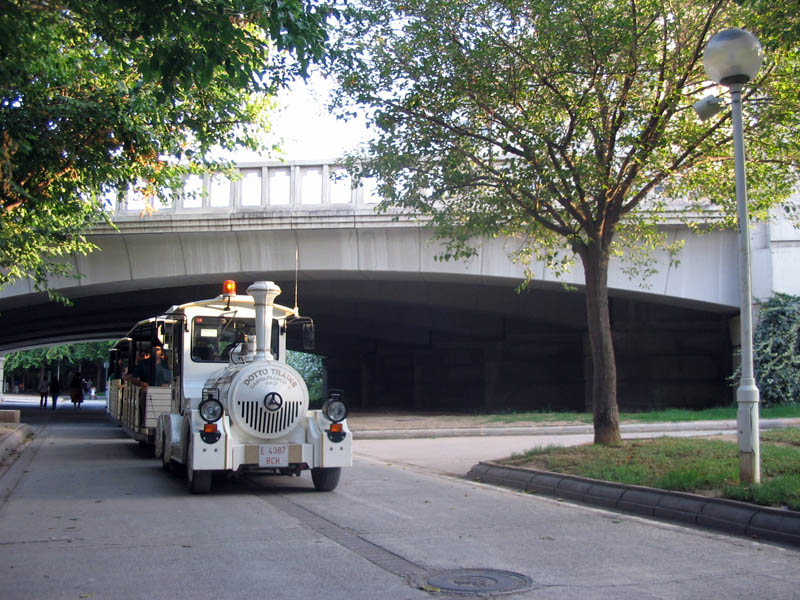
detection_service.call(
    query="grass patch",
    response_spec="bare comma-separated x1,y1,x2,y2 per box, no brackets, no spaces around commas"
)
620,407,737,422
502,429,800,510
622,405,800,423
484,404,800,425
724,475,800,509
762,427,800,447
485,411,593,424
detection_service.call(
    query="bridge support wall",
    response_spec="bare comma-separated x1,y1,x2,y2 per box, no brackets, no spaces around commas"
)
326,298,732,413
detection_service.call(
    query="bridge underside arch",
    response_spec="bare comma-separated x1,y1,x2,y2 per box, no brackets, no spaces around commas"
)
0,272,736,413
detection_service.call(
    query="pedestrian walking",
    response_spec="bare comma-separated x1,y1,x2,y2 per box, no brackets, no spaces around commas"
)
69,373,84,409
38,377,49,408
49,377,60,410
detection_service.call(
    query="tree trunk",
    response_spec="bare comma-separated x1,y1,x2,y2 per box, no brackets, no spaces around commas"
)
579,242,621,444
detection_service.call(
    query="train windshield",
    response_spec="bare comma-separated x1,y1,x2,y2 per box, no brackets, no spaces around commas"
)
190,316,278,362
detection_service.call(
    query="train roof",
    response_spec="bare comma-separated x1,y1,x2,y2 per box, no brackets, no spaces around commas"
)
164,293,299,320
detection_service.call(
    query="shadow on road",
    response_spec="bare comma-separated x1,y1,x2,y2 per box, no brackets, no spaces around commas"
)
2,395,337,499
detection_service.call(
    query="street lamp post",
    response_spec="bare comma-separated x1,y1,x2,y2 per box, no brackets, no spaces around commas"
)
702,28,763,484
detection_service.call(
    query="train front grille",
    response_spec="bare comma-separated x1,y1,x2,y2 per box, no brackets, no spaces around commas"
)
234,398,302,438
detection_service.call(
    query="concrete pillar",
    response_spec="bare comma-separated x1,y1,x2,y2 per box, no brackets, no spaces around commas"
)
0,355,5,401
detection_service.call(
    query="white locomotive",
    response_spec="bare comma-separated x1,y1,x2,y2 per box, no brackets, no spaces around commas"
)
109,280,351,493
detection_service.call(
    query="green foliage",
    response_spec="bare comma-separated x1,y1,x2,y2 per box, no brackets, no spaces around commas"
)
0,0,340,293
287,351,325,405
753,293,800,406
735,0,800,49
3,341,114,375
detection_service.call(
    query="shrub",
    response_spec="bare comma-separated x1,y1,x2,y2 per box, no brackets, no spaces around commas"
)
287,351,325,406
753,293,800,406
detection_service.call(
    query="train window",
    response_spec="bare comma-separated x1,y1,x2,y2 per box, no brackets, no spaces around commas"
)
190,316,280,362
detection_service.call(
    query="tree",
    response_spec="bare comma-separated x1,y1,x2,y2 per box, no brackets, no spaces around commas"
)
4,341,113,380
736,0,800,48
1,0,340,296
328,0,800,443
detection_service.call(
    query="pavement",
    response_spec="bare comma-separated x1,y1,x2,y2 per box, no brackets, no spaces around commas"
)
2,394,799,547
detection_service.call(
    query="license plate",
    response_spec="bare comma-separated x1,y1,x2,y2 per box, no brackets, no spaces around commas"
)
258,444,289,467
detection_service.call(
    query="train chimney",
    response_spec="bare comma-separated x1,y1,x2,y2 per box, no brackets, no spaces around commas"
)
246,281,282,360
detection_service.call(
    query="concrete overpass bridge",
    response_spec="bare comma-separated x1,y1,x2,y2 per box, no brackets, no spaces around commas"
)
1,160,798,412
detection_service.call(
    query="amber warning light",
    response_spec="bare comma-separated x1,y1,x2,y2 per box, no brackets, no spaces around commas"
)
222,280,237,296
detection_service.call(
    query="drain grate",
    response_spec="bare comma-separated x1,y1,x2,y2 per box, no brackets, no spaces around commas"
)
424,569,533,596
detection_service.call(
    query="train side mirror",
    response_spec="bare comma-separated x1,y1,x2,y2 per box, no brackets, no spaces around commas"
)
302,322,315,350
286,316,315,351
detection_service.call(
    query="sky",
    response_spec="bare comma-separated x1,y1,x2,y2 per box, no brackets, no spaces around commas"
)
234,74,370,163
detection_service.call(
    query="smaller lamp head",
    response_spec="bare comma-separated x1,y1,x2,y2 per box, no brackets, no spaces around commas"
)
692,95,724,121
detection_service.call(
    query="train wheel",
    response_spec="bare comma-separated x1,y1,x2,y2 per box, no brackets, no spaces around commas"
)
188,469,212,494
139,439,155,457
161,433,172,474
186,437,212,494
311,467,341,491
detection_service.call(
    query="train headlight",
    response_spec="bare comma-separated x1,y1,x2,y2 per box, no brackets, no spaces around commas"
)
199,398,223,423
321,398,348,423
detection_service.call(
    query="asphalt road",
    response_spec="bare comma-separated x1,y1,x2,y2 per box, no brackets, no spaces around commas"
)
1,404,799,599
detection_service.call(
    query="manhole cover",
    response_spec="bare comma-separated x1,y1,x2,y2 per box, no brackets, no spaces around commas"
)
424,569,532,595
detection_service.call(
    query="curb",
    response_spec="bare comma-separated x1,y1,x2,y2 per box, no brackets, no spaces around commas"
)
352,418,798,440
0,424,32,464
466,461,800,548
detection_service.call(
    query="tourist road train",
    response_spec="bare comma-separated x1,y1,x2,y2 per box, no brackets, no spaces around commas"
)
107,280,351,493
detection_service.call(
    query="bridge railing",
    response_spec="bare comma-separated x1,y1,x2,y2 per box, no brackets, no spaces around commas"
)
103,158,739,227
108,160,385,218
